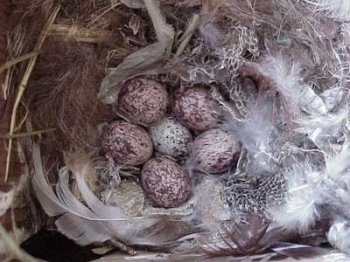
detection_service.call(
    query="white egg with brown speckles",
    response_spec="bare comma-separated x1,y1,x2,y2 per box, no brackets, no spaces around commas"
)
150,118,192,159
141,157,191,208
172,86,222,131
102,121,153,166
118,77,169,126
191,128,241,174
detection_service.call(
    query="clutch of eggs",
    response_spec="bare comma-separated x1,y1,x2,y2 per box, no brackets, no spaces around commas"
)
101,77,242,208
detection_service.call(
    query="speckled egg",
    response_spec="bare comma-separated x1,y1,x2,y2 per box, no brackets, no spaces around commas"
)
172,87,222,131
141,157,191,208
150,118,192,159
102,121,153,165
118,77,169,126
191,128,241,174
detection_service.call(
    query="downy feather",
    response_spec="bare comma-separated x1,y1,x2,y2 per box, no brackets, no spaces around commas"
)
270,146,350,233
223,95,281,175
327,220,350,255
304,0,350,20
294,108,348,150
318,147,350,218
268,163,320,233
250,54,327,116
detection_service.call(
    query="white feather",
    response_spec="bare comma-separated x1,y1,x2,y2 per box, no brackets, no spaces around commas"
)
317,147,350,218
270,145,350,233
32,145,160,246
294,108,348,150
324,146,350,178
328,220,350,255
251,54,327,116
0,190,14,217
304,0,350,20
268,163,320,233
191,177,231,230
224,95,281,174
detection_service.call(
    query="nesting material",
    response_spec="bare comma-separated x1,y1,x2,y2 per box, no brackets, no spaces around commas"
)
8,0,350,260
102,121,153,166
101,180,145,217
0,1,8,85
141,157,191,208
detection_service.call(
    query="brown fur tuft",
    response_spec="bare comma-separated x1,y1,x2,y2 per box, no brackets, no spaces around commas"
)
26,39,111,153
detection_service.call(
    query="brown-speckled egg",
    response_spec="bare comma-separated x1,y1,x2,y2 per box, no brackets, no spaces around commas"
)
141,157,191,208
150,118,192,159
102,121,153,165
191,128,241,174
172,87,222,131
118,78,169,126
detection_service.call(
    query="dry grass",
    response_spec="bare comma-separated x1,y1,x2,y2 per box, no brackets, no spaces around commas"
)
4,5,61,182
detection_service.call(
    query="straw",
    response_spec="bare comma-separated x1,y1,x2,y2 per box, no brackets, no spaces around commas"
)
4,5,61,182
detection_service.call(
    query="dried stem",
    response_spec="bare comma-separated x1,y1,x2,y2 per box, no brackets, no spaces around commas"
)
48,24,111,43
108,238,137,256
0,128,55,139
175,14,200,57
4,4,61,182
0,52,37,74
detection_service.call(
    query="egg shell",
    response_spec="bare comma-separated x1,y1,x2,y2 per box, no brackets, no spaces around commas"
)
102,121,153,165
150,118,192,159
101,180,145,217
118,77,169,126
141,157,191,208
172,87,222,131
191,128,241,174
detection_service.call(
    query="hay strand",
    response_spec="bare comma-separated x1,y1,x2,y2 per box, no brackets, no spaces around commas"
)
0,52,38,74
4,4,60,182
48,24,111,43
0,128,55,139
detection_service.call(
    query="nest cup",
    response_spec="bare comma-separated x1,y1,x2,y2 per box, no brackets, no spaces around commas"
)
2,0,350,261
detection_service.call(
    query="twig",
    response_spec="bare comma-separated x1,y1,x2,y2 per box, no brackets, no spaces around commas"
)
175,14,200,57
0,52,38,74
0,224,37,262
4,5,61,182
0,128,56,139
108,238,137,256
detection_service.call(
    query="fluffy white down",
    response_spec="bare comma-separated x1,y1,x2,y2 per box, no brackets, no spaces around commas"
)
328,220,350,255
305,0,350,20
254,54,327,116
268,163,320,233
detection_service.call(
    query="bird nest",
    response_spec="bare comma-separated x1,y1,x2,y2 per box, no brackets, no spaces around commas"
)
2,0,350,261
